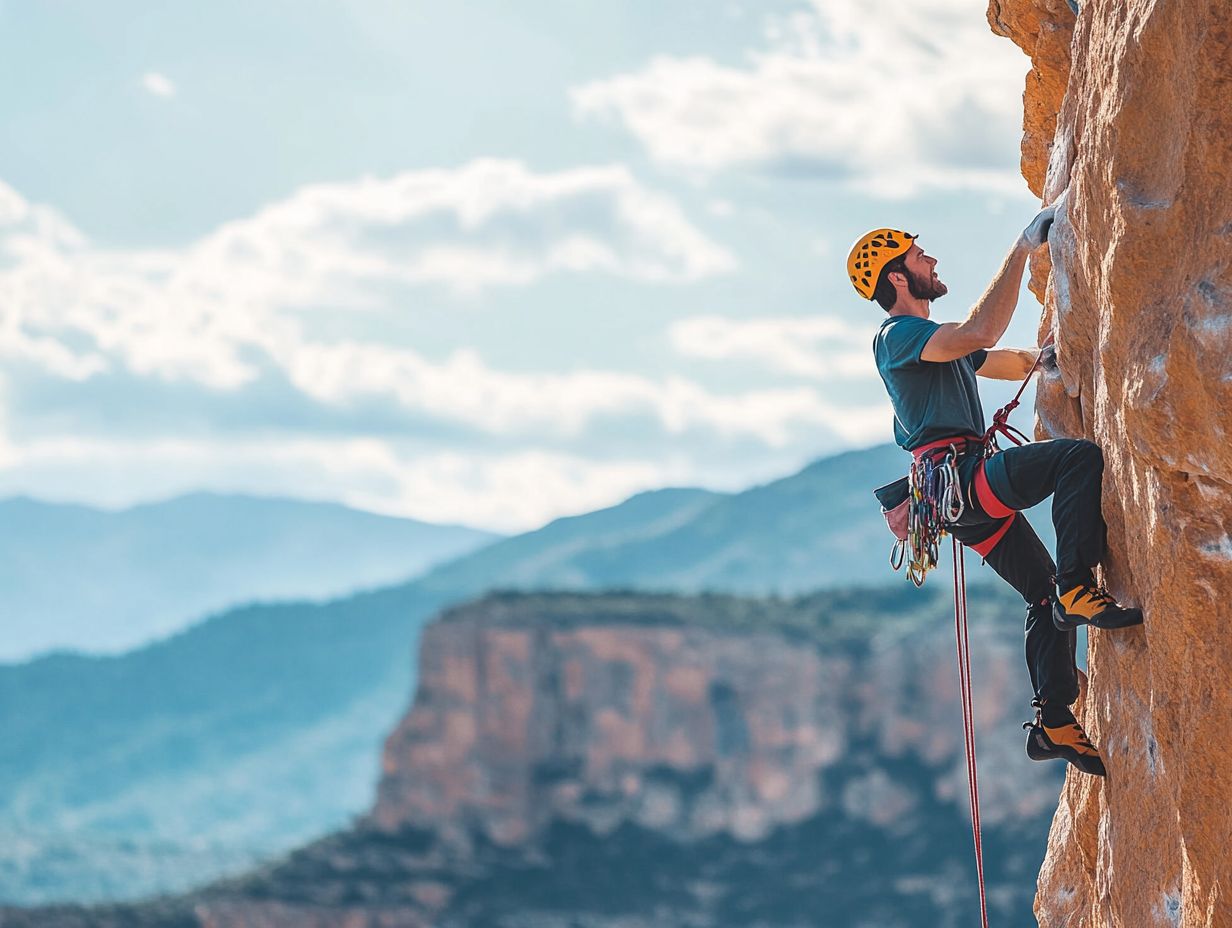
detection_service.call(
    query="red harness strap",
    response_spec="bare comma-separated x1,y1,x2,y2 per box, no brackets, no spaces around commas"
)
910,434,983,460
972,462,1014,519
968,460,1017,558
968,511,1016,559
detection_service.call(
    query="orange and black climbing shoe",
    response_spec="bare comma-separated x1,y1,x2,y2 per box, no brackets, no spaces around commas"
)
1053,580,1143,631
1023,700,1106,777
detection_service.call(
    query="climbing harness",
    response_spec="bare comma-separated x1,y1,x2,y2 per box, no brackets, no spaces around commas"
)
882,349,1046,585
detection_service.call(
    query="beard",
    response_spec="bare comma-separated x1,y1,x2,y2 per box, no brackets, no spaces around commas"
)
907,266,948,301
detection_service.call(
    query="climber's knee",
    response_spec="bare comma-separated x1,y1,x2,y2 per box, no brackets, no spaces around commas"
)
1069,439,1103,471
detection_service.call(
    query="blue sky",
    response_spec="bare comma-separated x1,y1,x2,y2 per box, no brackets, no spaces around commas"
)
0,0,1045,531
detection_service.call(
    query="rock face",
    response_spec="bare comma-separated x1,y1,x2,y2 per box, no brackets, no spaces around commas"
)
367,587,1053,872
369,600,848,847
993,0,1232,925
187,591,1062,927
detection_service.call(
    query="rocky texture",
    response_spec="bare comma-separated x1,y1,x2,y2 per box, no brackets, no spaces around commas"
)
995,0,1232,925
986,0,1077,303
0,588,1068,928
987,0,1076,200
369,588,1052,853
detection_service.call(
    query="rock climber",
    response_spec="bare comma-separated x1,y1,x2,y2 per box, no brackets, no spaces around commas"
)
850,212,1142,777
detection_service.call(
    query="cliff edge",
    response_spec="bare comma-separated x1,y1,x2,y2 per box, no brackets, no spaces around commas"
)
992,0,1232,924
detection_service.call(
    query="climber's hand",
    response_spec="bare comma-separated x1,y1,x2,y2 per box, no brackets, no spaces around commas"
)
1021,205,1057,250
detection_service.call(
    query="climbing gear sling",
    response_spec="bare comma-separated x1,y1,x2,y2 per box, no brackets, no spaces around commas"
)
905,440,967,585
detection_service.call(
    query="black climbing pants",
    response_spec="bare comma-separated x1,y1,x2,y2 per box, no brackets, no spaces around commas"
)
947,438,1108,709
981,438,1107,591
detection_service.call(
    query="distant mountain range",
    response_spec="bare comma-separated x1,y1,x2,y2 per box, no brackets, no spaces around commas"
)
417,444,908,595
0,493,499,661
0,443,1060,905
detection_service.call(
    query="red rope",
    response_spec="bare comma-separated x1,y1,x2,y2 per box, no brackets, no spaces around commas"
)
949,348,1044,924
981,350,1044,449
953,536,989,927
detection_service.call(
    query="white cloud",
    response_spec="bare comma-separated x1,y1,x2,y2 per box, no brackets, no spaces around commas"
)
0,162,736,391
194,159,736,299
275,339,884,446
0,174,888,527
669,314,874,381
571,0,1033,198
0,419,887,535
141,72,177,99
352,449,677,532
0,431,692,533
0,175,867,447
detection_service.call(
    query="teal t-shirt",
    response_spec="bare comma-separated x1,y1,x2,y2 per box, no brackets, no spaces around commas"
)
873,315,988,451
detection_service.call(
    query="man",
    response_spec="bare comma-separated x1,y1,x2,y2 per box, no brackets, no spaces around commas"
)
850,212,1143,777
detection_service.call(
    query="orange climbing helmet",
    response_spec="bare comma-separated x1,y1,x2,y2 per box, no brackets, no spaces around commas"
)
846,228,917,300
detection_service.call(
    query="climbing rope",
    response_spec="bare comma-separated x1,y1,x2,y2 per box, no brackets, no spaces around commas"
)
981,350,1044,451
950,350,1049,927
889,350,1046,925
952,535,989,928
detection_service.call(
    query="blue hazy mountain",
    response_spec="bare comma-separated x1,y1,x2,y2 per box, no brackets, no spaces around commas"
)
0,480,730,904
417,442,1055,595
0,493,499,662
0,443,1059,904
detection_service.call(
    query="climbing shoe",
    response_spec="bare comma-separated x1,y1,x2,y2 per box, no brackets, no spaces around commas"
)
1023,701,1106,777
1053,581,1143,631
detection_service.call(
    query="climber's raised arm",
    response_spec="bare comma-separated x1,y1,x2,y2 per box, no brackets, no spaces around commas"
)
919,206,1056,363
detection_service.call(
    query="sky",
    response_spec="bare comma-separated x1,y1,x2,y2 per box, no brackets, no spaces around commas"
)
0,0,1047,533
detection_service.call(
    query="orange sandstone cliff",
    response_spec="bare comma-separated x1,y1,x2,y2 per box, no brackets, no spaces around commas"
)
197,590,1048,928
991,0,1232,924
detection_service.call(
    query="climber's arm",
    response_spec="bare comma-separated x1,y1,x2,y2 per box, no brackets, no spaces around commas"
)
920,205,1056,363
977,348,1039,380
919,240,1032,362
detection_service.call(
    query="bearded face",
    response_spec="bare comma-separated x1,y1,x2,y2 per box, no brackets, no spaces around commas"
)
906,263,948,301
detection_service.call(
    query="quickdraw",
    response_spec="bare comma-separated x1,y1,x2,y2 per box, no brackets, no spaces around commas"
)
902,444,965,586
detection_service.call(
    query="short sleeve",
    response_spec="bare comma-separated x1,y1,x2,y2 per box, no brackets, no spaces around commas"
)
970,348,988,371
877,316,938,371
